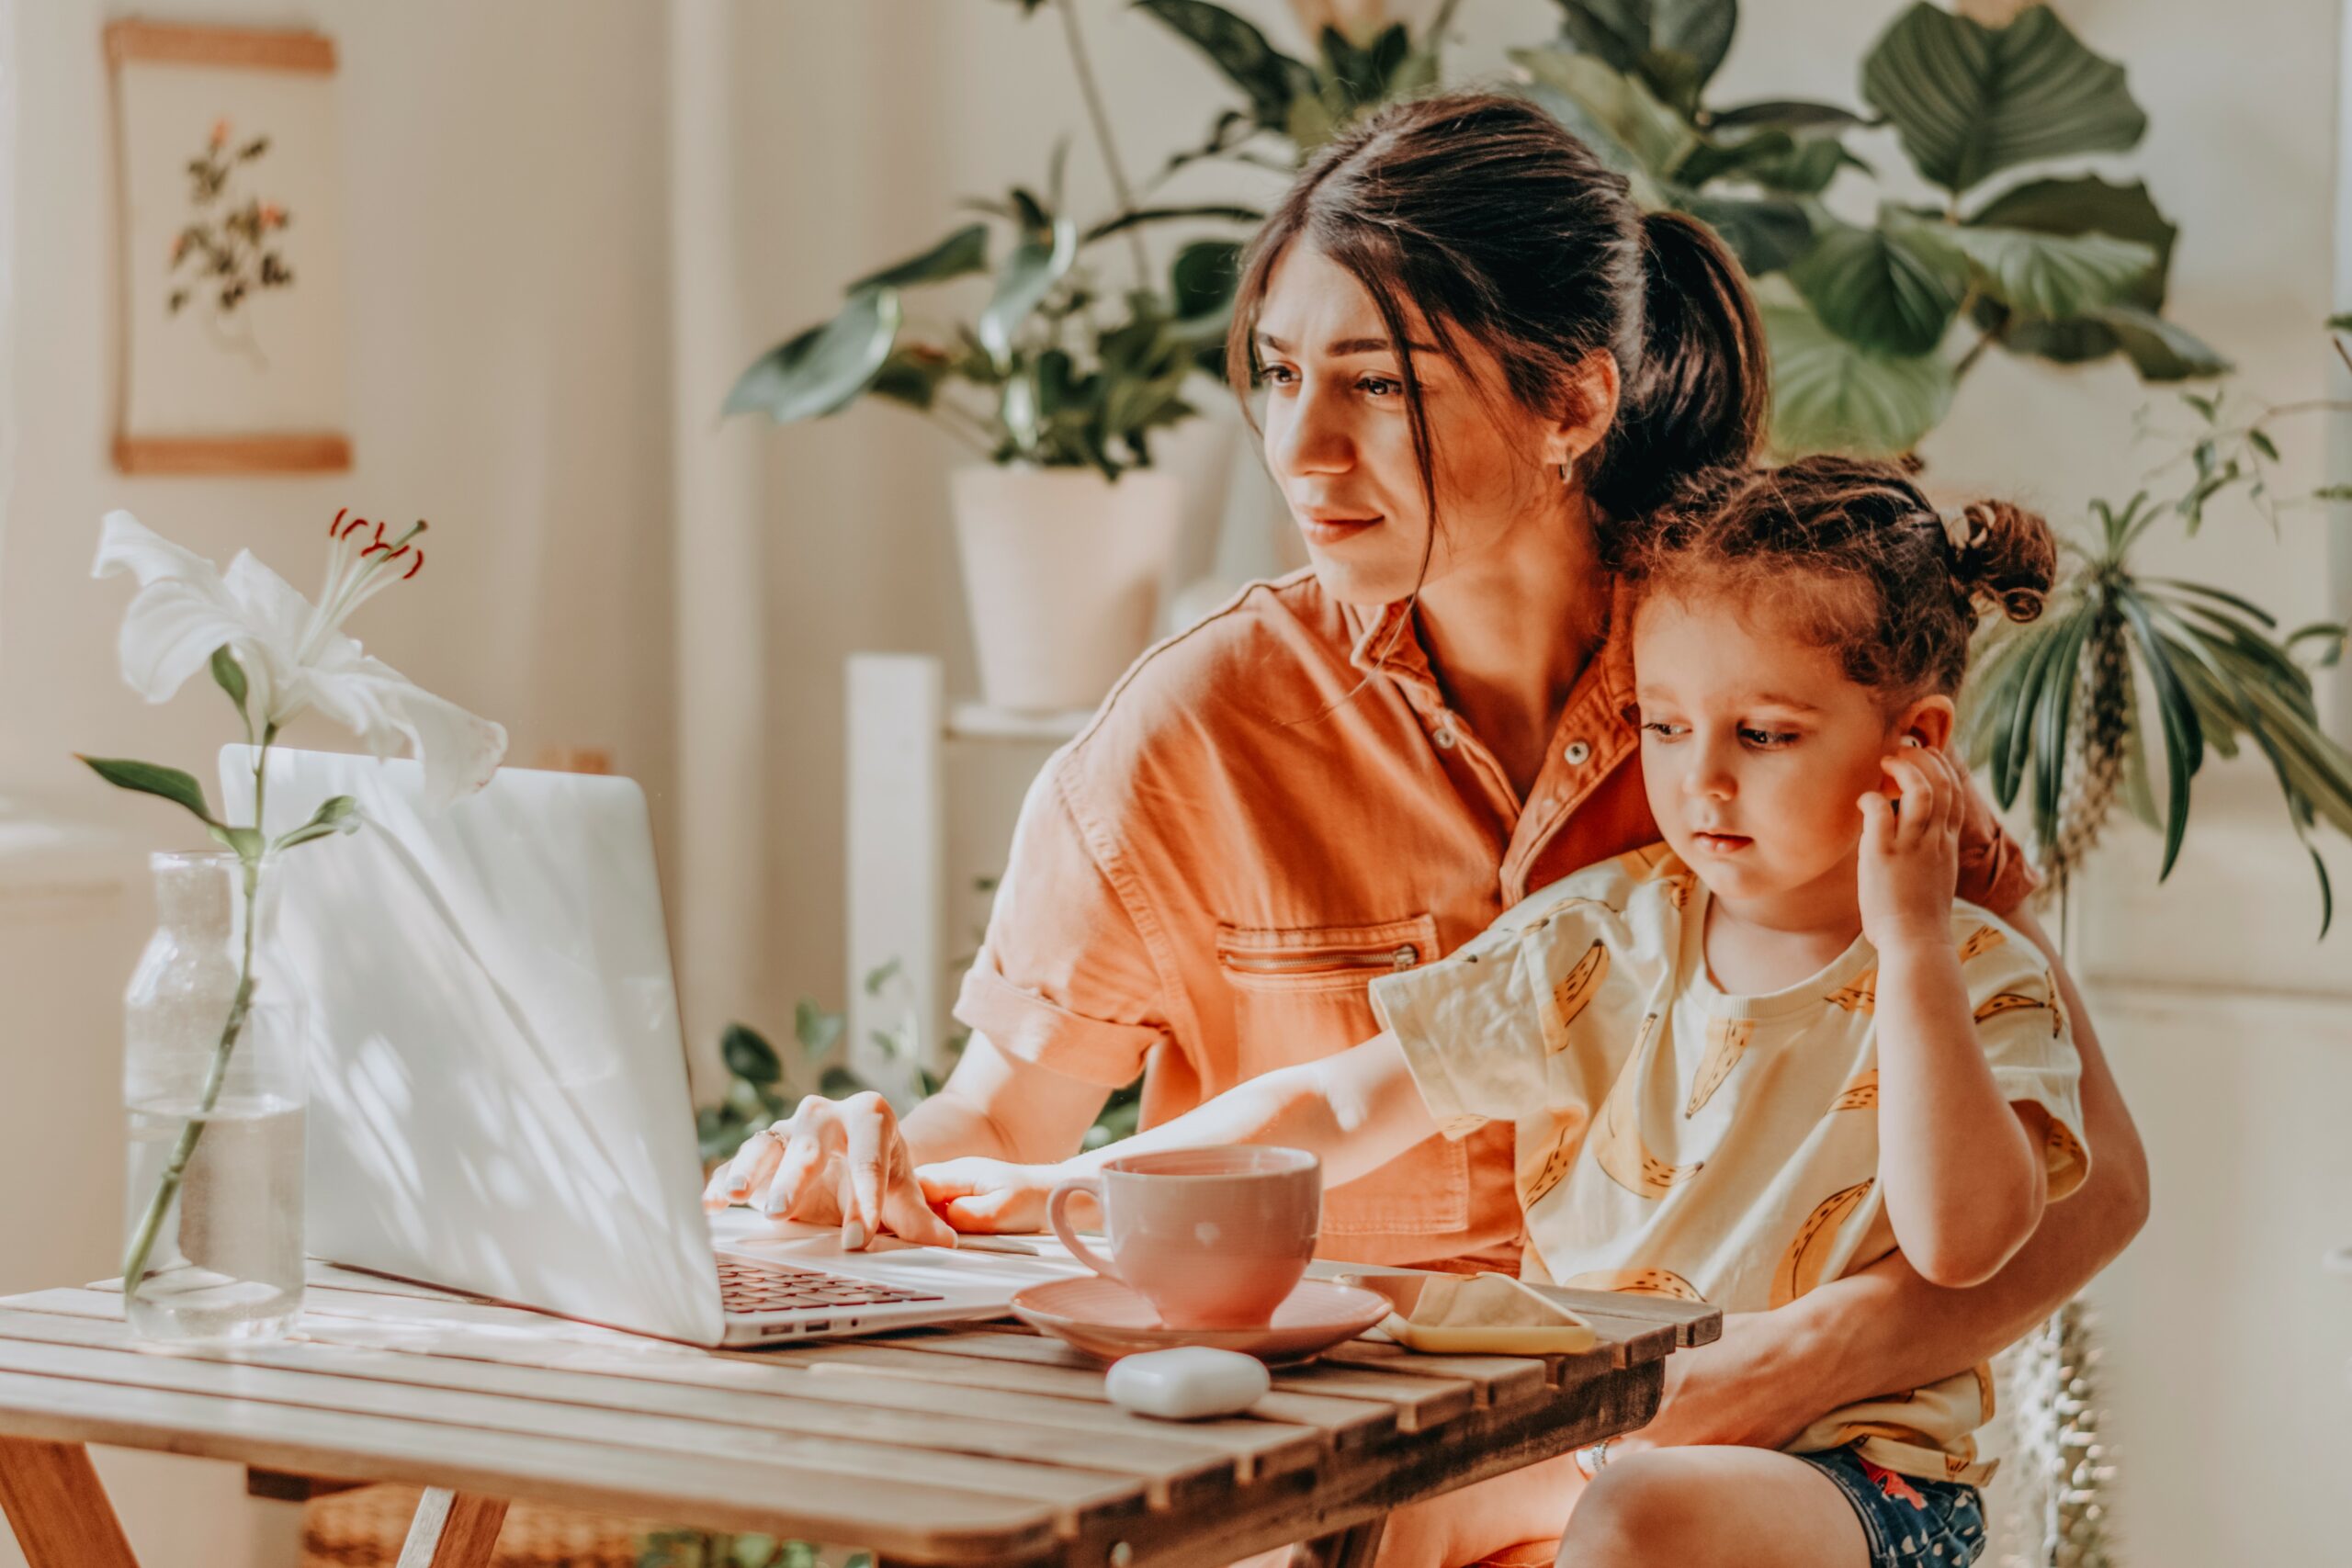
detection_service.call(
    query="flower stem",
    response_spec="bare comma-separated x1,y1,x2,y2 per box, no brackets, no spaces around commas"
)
1053,0,1151,291
120,727,277,1303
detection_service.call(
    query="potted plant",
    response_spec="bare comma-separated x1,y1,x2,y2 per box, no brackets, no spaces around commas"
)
1955,329,2352,1568
1148,0,2224,459
725,0,1261,712
1510,0,2227,456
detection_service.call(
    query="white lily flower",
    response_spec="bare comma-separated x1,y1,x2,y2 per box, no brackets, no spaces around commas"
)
93,508,508,805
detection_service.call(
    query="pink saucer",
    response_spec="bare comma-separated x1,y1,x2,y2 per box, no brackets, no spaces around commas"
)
1011,1276,1391,1364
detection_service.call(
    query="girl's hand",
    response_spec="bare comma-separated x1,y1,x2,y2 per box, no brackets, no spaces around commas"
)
1857,742,1965,953
916,1156,1074,1234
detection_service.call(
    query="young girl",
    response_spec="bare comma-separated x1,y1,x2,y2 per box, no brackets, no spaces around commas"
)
918,456,2089,1568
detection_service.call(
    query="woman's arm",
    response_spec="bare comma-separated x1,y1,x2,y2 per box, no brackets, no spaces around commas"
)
1619,900,2149,1450
917,1033,1437,1231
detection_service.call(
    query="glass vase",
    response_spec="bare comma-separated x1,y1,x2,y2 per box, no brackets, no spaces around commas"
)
122,851,307,1342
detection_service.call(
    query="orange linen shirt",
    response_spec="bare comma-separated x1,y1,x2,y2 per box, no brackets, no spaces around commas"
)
953,568,2037,1269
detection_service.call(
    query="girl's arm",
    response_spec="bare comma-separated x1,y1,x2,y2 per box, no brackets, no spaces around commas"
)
919,1032,1437,1231
1873,936,2047,1286
1863,750,2047,1288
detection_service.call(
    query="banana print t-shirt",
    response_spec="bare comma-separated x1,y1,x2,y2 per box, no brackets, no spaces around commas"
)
1370,844,2088,1485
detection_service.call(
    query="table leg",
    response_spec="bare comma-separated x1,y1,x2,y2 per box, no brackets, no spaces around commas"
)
397,1487,510,1568
0,1437,141,1568
1296,1517,1386,1568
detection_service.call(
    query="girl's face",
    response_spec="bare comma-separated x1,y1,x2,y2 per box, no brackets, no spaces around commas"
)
1633,588,1952,927
1250,242,1610,607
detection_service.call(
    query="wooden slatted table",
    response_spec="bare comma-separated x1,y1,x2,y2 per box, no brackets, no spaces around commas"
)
0,1260,1716,1568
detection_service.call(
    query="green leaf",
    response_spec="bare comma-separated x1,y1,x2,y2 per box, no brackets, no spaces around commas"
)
1996,615,2068,809
720,1022,784,1087
1678,194,1813,276
2150,578,2278,629
1925,222,2154,320
1761,301,1954,456
1137,0,1319,133
794,1000,845,1062
1861,4,2146,196
2090,305,2232,381
2288,622,2348,668
1715,134,1861,197
844,225,989,294
2116,590,2202,877
864,957,903,995
819,1065,867,1100
1962,176,2211,373
1553,0,1739,117
1082,205,1261,246
1170,238,1243,322
867,344,955,412
1709,98,1871,134
1510,47,1698,179
724,290,903,423
1787,219,1970,356
209,646,249,716
2326,312,2352,333
207,824,264,860
978,218,1078,369
77,756,219,826
2249,428,2281,463
2030,608,2098,845
273,794,360,852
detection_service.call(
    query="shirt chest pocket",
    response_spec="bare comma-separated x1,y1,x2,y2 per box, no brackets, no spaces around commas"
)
1214,914,1467,1239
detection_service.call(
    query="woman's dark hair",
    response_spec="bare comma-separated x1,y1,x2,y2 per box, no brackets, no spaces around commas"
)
1618,455,2059,700
1223,90,1770,536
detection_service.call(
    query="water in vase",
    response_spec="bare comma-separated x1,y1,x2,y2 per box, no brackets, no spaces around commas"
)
124,1093,306,1341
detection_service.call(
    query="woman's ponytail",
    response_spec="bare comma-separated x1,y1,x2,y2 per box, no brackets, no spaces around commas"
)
1586,211,1770,521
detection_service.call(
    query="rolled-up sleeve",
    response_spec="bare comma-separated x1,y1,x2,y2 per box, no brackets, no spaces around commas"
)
953,763,1170,1089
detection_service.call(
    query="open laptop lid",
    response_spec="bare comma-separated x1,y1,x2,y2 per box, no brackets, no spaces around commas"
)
219,746,726,1344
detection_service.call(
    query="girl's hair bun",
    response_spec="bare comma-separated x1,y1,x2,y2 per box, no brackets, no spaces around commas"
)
1943,499,2057,625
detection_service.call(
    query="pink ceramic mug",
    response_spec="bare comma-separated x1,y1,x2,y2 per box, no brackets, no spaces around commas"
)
1046,1146,1322,1329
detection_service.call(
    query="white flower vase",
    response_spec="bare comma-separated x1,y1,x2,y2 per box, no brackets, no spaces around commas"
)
121,851,307,1343
951,465,1185,714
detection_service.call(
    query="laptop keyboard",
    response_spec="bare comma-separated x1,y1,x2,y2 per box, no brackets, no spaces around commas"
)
717,1255,947,1314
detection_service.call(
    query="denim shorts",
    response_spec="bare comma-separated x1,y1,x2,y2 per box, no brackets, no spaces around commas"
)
1797,1445,1987,1567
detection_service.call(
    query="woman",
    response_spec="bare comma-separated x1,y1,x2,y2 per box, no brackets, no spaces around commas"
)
714,92,2149,1565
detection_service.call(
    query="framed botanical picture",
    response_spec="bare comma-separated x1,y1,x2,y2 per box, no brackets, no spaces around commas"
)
106,21,349,474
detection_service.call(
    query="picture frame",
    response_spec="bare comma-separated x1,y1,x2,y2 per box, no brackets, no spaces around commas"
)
105,20,350,475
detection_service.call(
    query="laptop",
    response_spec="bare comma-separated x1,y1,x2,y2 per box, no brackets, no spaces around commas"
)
219,746,1080,1347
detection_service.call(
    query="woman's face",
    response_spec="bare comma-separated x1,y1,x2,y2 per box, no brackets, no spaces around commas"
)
1251,242,1608,607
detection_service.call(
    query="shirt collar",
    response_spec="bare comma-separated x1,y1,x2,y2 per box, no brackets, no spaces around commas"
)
1343,584,1640,733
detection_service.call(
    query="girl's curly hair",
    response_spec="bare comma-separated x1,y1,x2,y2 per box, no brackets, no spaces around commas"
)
1614,455,2058,700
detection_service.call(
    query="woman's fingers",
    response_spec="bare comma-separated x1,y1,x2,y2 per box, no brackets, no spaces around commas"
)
881,1138,959,1248
762,1122,833,1218
832,1092,933,1249
917,1157,1056,1235
708,1123,785,1213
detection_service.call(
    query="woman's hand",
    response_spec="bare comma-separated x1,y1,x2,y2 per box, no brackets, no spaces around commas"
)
700,1092,956,1249
1857,742,1965,953
915,1156,1074,1235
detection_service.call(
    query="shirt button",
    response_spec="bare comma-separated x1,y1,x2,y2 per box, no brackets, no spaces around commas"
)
1563,739,1592,766
1433,728,1457,750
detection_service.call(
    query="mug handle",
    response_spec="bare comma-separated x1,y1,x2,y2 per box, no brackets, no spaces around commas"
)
1046,1177,1121,1283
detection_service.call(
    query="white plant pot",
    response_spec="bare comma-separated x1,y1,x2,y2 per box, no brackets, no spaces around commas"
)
951,465,1185,713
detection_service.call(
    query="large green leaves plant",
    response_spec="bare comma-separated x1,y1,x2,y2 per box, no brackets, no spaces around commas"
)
1519,1,2226,457
725,0,1261,479
1959,334,2352,931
